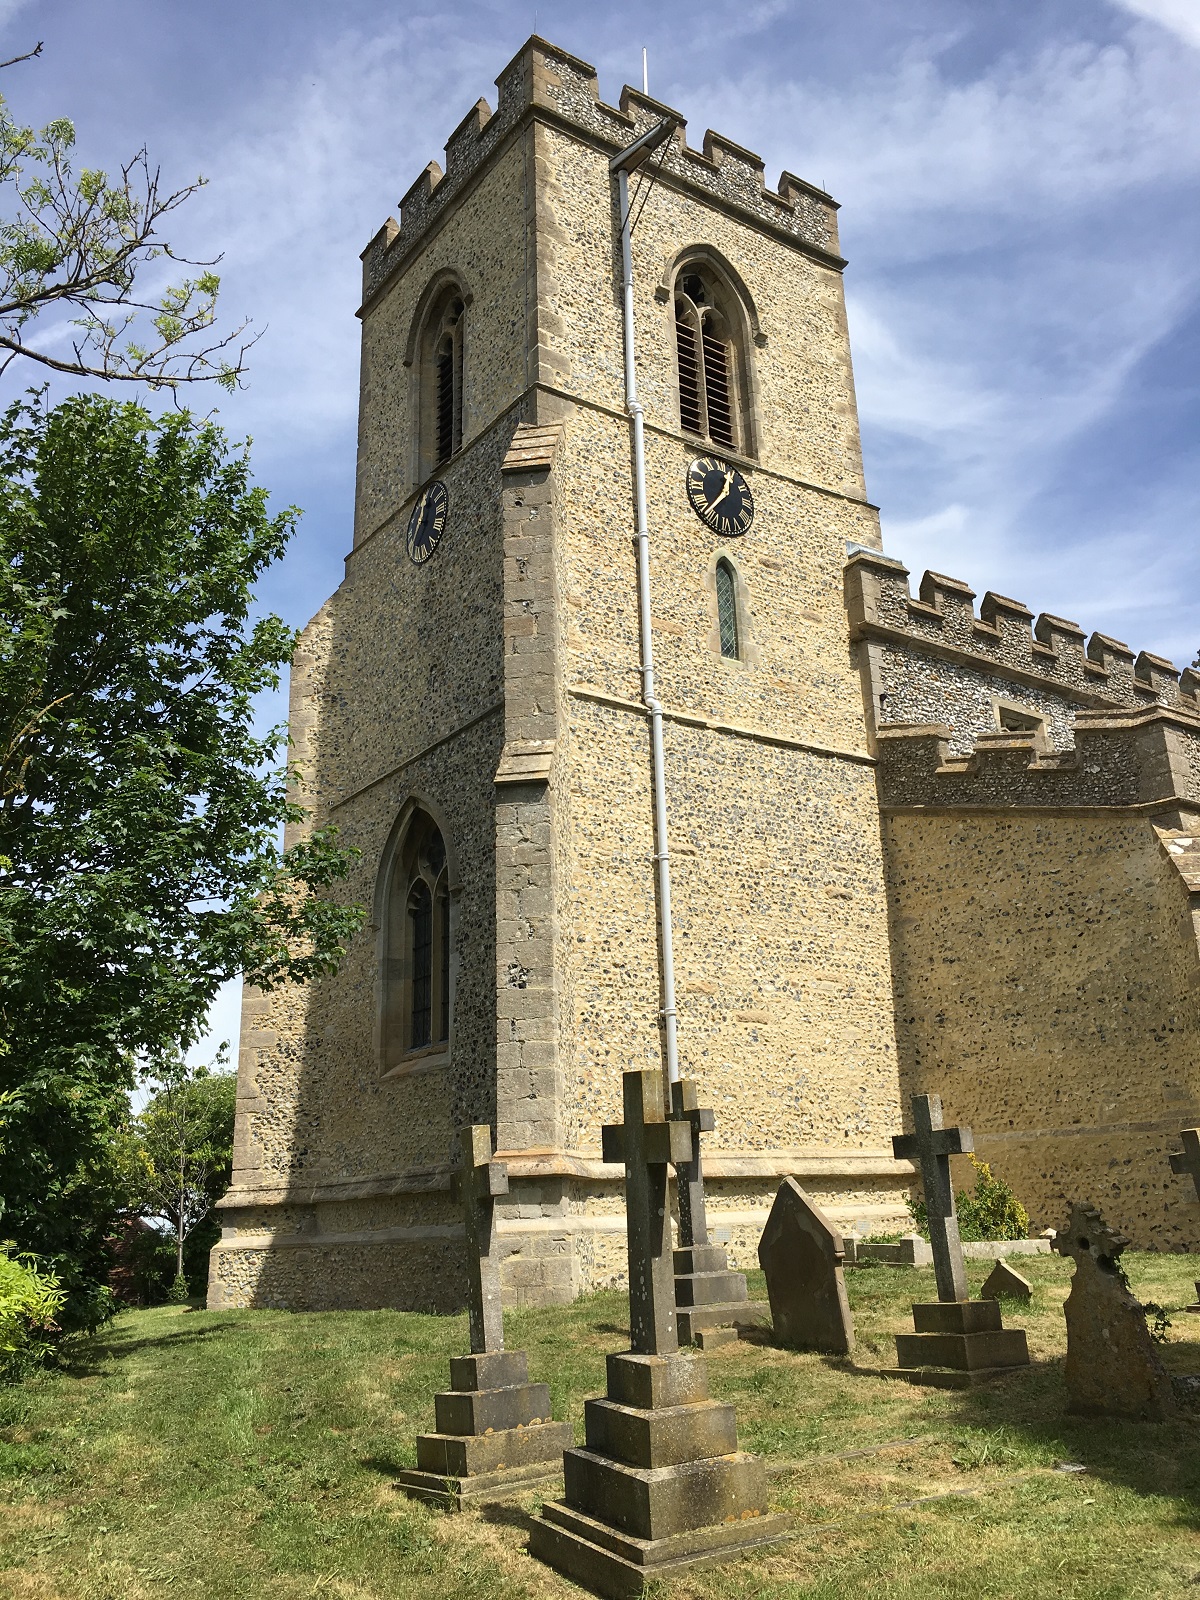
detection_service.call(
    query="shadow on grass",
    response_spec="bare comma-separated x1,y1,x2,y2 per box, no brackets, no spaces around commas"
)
57,1320,234,1376
478,1499,540,1534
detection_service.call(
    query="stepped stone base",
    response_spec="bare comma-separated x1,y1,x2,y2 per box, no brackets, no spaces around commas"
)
673,1245,771,1348
530,1350,787,1597
397,1348,571,1510
895,1299,1029,1374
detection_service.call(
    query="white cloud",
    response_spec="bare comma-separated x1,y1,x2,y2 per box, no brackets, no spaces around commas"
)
1112,0,1200,49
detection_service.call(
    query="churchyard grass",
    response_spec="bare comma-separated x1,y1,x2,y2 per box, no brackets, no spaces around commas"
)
1,1252,1198,1599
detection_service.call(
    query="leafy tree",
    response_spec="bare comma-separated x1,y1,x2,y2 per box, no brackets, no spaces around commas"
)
123,1055,236,1297
0,41,252,389
0,391,362,1325
0,1240,65,1380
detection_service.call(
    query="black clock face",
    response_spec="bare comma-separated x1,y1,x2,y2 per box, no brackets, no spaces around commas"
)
686,457,754,536
406,481,448,564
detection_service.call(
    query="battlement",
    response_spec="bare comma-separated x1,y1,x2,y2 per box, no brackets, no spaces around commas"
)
876,706,1200,812
845,550,1200,714
361,35,842,308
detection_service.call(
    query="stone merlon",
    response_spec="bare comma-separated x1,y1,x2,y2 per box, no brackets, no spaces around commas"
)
360,35,843,310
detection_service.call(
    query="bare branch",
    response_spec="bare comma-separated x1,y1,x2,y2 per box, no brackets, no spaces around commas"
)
0,43,43,73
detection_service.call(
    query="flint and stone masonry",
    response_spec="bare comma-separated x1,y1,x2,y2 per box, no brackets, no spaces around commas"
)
209,35,1200,1315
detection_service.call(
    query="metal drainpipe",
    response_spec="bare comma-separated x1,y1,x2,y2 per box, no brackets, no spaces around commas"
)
611,120,680,1088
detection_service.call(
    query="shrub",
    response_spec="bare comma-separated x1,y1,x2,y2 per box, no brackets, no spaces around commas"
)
909,1155,1029,1242
0,1243,67,1380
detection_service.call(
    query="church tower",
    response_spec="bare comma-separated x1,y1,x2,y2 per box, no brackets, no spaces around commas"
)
208,37,912,1312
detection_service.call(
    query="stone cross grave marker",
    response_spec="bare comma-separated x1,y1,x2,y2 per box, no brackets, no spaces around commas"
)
602,1068,693,1355
1168,1128,1200,1311
670,1077,715,1248
892,1092,971,1303
450,1123,509,1354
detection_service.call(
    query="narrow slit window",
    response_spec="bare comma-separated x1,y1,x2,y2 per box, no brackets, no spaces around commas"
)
716,559,740,660
409,880,433,1049
424,291,464,474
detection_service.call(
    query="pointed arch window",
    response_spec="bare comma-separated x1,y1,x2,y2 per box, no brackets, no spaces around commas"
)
382,809,452,1067
674,268,748,453
715,558,740,660
419,288,465,478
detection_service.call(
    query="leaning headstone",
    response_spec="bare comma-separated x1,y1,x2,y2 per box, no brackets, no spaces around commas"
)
758,1179,854,1355
980,1259,1032,1304
671,1078,769,1349
396,1126,572,1508
890,1094,1029,1376
530,1070,789,1595
1054,1202,1175,1421
1168,1128,1200,1312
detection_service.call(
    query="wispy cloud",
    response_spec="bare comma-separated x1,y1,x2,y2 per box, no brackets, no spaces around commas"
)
1112,0,1200,49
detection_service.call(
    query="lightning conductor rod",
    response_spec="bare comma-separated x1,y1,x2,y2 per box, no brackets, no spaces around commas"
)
610,115,680,1087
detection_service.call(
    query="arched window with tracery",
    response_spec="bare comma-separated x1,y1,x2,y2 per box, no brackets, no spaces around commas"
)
674,267,751,453
715,557,740,660
419,288,464,477
382,808,452,1067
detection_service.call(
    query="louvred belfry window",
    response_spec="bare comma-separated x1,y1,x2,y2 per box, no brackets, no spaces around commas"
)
433,297,464,466
674,271,741,451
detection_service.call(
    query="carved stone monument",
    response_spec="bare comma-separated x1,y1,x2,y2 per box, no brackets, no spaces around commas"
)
530,1070,789,1596
1054,1202,1176,1421
1168,1128,1200,1312
980,1259,1032,1304
396,1125,572,1508
891,1094,1029,1376
758,1178,854,1355
670,1078,769,1349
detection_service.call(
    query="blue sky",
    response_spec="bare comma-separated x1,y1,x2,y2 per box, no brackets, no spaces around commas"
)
7,0,1199,1061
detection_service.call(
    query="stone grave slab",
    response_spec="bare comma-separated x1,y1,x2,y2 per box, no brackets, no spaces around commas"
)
980,1259,1032,1303
1054,1202,1176,1421
529,1070,789,1596
670,1079,768,1349
396,1125,571,1508
888,1094,1029,1377
758,1178,854,1355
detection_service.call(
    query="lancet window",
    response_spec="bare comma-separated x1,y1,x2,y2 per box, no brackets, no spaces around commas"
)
715,558,740,659
417,286,465,478
382,808,452,1067
674,268,748,453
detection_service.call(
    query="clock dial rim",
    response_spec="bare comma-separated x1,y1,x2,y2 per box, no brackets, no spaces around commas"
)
685,456,754,536
406,480,449,565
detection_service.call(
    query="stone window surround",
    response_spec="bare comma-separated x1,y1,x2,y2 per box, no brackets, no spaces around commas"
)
992,695,1050,750
703,547,761,670
658,244,764,461
402,267,476,495
373,794,462,1082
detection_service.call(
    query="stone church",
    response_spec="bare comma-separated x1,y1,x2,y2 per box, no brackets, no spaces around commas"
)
208,36,1200,1312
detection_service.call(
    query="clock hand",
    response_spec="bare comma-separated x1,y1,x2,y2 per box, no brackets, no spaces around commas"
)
709,471,734,512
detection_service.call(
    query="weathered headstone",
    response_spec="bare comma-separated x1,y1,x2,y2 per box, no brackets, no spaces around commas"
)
671,1078,769,1349
980,1259,1032,1304
1054,1202,1175,1421
396,1126,572,1508
758,1178,854,1355
1168,1128,1200,1312
890,1094,1029,1375
530,1070,789,1596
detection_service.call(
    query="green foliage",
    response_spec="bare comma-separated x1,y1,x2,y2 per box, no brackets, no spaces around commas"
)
122,1054,237,1291
0,392,363,1324
165,1274,190,1305
0,55,251,388
909,1154,1030,1242
0,1242,65,1380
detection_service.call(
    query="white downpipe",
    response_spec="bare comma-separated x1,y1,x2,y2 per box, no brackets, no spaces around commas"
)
616,162,680,1088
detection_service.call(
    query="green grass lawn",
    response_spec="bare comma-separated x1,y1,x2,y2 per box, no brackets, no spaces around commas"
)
2,1252,1199,1599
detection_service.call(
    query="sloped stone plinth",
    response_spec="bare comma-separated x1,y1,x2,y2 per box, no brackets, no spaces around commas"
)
396,1348,571,1509
530,1351,787,1596
895,1299,1029,1373
673,1245,770,1348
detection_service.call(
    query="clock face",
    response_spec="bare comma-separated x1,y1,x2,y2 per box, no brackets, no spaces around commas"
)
685,457,754,536
406,481,448,564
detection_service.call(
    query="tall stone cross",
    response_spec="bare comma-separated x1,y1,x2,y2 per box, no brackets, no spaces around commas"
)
670,1077,716,1248
1169,1128,1200,1203
450,1124,509,1354
891,1093,972,1304
602,1069,694,1355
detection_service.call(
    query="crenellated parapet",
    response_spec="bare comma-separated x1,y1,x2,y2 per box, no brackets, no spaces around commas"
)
875,706,1200,812
361,35,843,310
846,549,1199,714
